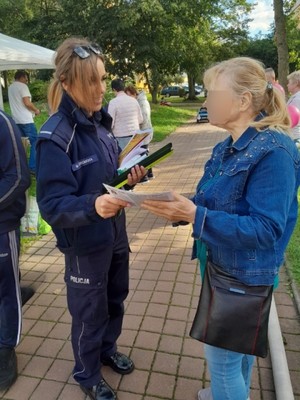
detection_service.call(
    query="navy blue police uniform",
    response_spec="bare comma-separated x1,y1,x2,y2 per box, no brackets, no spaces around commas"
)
36,93,130,388
0,110,30,350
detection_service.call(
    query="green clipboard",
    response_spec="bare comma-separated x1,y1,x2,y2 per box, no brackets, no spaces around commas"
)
109,142,173,188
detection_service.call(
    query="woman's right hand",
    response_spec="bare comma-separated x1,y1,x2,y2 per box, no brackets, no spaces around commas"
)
95,194,130,219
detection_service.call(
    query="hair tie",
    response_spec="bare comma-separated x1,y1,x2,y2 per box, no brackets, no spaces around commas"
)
266,82,273,92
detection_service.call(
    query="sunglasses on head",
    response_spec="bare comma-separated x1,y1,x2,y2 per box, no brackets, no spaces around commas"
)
73,44,103,59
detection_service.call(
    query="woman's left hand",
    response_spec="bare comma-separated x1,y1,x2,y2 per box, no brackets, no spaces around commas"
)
127,165,147,186
141,191,197,223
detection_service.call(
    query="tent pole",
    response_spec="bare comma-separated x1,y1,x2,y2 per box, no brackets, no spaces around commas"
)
0,78,4,110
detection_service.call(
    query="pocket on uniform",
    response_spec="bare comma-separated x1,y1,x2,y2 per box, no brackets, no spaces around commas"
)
64,254,107,290
64,254,108,323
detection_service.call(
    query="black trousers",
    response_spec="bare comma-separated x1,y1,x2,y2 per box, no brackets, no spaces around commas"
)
0,229,22,349
64,215,129,388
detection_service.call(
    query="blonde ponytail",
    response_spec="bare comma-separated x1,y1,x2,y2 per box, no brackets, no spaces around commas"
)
48,79,63,115
251,83,290,132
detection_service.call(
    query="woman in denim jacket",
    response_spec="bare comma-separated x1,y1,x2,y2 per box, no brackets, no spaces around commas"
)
142,57,300,400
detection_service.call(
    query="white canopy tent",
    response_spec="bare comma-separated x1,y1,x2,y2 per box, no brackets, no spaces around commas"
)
0,33,55,110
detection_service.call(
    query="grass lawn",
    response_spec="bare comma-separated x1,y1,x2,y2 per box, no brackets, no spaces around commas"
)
286,192,300,287
151,103,198,141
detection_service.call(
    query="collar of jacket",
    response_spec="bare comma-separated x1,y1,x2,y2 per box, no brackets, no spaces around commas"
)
59,92,113,132
228,111,268,152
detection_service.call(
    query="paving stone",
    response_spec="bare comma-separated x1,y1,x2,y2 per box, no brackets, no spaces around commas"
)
29,380,64,400
118,369,148,394
152,352,180,375
147,372,176,398
3,376,40,399
130,348,155,371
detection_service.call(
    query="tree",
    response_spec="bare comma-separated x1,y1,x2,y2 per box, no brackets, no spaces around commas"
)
241,34,278,70
273,0,289,89
286,1,300,72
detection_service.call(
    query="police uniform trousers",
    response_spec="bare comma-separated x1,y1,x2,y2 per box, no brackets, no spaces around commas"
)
0,230,22,349
64,213,129,388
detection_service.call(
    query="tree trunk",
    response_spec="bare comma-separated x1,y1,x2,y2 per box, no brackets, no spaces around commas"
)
273,0,289,92
187,73,196,100
3,71,8,90
151,86,159,104
144,66,158,104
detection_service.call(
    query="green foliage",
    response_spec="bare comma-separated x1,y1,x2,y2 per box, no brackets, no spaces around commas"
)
240,35,278,70
286,191,300,287
286,3,300,71
1,0,290,104
28,80,49,102
151,104,197,141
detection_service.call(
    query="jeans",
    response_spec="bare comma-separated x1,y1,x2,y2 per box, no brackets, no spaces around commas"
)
204,344,254,400
17,123,38,172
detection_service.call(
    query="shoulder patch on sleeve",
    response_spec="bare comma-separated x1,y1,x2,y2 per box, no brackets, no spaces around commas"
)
39,114,63,139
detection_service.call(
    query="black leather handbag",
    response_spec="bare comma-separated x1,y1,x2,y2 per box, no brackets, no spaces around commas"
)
190,260,273,358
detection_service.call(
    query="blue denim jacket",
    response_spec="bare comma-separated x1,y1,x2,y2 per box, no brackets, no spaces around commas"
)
192,126,300,285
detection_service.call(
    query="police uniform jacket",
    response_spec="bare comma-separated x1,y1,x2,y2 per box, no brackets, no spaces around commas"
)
36,92,125,256
0,110,30,234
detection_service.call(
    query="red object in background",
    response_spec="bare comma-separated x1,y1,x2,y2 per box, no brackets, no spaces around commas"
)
287,104,300,128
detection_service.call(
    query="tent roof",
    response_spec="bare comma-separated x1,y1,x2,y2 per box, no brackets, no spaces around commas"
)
0,33,55,71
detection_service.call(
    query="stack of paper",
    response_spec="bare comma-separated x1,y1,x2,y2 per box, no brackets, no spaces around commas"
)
118,129,153,173
103,184,174,207
110,142,173,189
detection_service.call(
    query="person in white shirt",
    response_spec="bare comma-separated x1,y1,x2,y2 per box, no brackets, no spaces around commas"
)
125,85,155,181
287,70,300,142
108,79,143,149
8,70,40,175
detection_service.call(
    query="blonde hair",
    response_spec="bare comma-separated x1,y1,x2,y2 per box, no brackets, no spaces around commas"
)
287,71,300,87
204,57,290,133
48,37,105,114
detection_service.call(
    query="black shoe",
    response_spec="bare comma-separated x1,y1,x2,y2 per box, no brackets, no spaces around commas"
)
138,175,149,184
0,348,17,391
80,379,116,400
20,286,35,306
147,169,155,180
101,352,134,375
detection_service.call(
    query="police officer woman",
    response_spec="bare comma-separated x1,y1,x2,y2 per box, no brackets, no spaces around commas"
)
36,37,145,400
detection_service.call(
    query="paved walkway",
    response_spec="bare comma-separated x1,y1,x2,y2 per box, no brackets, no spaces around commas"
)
1,120,300,400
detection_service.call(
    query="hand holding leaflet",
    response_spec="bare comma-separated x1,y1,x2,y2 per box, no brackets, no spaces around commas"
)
103,184,174,207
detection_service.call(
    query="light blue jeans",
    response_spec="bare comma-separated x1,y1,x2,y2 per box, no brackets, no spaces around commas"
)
204,344,254,400
17,123,37,172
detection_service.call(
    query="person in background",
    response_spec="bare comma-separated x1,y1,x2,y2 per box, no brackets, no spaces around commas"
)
0,110,31,392
108,79,143,149
287,70,300,143
8,70,40,175
125,85,154,182
265,67,285,96
36,37,146,400
141,57,300,400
